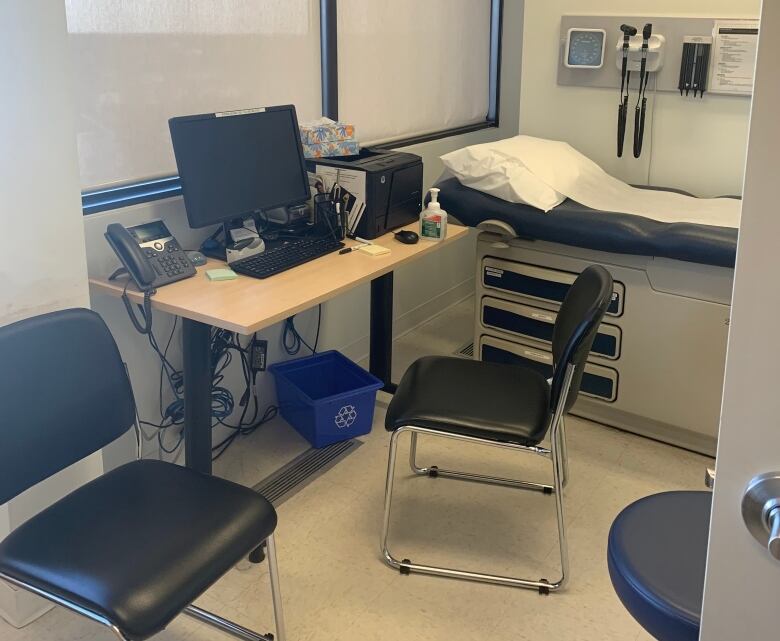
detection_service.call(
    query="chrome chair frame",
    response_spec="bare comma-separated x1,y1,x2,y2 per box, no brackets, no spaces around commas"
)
380,364,575,594
0,418,288,641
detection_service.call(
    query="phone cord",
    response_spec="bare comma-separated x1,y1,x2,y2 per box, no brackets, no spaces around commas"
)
122,288,154,335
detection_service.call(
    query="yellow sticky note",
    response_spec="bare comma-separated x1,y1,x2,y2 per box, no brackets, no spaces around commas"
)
358,244,390,256
206,268,238,281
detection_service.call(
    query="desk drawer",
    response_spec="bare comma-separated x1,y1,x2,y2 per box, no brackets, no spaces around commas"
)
482,258,624,317
478,335,618,402
481,297,622,360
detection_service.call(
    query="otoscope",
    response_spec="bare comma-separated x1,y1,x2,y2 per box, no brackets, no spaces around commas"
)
633,23,653,158
617,24,637,158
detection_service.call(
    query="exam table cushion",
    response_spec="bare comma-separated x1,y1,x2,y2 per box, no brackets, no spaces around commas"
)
385,355,551,445
435,176,739,268
0,459,277,641
608,491,710,641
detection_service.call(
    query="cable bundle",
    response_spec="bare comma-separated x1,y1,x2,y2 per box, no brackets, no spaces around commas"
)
138,318,277,461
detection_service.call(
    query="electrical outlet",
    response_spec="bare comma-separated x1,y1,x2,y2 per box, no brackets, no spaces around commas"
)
251,339,268,371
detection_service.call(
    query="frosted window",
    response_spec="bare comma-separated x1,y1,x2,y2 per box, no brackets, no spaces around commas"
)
66,0,322,188
338,0,491,144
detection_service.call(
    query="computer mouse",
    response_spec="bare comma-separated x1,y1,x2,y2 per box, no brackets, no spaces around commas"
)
394,230,419,245
186,250,208,267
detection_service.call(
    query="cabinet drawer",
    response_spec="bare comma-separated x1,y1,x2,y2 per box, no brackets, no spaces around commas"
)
479,335,618,402
481,297,622,360
482,258,624,316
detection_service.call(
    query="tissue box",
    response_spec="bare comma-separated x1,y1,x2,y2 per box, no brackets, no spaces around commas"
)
300,119,356,145
302,139,360,159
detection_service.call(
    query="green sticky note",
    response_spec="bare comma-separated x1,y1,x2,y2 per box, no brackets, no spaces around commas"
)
206,268,238,281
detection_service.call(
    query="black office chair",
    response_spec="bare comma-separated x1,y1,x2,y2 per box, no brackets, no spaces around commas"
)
381,265,613,593
0,309,286,641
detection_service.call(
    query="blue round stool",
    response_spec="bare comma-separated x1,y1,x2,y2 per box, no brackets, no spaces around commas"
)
608,491,711,641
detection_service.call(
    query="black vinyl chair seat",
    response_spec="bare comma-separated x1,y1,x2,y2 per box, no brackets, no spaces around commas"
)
385,355,551,446
0,459,277,641
608,491,710,641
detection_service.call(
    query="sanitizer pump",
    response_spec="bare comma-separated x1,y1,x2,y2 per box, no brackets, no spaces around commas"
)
420,188,448,241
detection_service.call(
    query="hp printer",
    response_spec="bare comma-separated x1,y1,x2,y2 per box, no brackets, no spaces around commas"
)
307,149,423,240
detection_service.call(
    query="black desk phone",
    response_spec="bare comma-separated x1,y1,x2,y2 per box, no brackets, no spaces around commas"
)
104,220,195,334
105,220,195,290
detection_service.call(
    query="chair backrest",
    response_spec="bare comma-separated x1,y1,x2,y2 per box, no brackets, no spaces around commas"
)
550,265,614,414
0,308,135,504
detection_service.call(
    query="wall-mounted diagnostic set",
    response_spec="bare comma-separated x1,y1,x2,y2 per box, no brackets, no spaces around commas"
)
558,15,759,158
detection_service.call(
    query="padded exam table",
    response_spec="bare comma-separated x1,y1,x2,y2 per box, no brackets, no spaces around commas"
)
435,176,738,268
90,223,469,474
442,175,738,454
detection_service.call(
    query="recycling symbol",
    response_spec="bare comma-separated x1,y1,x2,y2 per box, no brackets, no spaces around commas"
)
334,405,357,429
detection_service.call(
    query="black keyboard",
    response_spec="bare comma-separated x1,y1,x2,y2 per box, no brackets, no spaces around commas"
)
231,236,345,279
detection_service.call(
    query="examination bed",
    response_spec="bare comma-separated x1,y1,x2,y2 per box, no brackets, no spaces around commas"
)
435,176,738,455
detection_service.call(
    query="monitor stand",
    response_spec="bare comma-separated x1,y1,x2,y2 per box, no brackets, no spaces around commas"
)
201,216,265,264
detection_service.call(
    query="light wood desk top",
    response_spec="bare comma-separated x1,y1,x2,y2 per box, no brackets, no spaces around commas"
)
89,223,470,335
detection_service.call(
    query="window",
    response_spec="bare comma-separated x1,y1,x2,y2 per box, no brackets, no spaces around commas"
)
73,0,502,212
337,0,494,144
66,0,322,189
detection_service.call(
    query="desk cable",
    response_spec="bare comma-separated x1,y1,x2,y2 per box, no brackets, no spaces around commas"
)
135,318,278,461
283,304,322,356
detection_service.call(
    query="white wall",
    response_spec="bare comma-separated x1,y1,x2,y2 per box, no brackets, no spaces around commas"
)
0,0,102,628
700,2,780,637
89,0,525,468
518,1,760,197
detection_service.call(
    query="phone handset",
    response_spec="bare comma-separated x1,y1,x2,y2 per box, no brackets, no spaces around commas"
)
105,223,155,334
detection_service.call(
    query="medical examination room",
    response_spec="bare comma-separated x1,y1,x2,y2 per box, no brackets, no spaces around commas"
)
3,1,780,640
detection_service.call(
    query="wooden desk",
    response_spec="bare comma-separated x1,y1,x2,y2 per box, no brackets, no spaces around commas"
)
90,223,469,473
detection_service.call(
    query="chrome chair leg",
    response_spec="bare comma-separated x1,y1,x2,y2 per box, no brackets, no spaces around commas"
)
550,421,569,590
266,533,287,641
409,431,427,475
381,429,403,567
183,533,285,641
408,428,554,493
184,606,273,641
381,425,567,593
559,415,570,489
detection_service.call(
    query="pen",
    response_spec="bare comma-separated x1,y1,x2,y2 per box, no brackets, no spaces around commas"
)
339,243,369,255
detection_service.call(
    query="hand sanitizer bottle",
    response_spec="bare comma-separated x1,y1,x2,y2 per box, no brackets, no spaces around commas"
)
420,188,448,241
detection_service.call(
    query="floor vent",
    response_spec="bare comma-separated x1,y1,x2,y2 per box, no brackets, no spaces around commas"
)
252,439,362,507
454,342,475,359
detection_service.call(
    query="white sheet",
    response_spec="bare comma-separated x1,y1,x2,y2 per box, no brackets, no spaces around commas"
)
448,136,742,228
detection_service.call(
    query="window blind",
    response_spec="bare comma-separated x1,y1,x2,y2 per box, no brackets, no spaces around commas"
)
337,0,492,145
65,0,322,189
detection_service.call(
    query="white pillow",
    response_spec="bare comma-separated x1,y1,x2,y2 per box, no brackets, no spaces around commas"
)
440,137,566,212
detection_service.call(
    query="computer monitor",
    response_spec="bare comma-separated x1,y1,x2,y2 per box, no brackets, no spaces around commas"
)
168,105,310,229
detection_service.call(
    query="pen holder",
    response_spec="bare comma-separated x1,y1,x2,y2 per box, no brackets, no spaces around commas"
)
313,195,346,240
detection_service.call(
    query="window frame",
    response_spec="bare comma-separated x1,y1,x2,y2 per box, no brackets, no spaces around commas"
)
80,0,503,214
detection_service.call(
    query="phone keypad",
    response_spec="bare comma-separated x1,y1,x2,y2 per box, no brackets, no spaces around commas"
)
144,239,195,285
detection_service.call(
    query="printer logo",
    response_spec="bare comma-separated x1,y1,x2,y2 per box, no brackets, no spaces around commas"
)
335,405,358,429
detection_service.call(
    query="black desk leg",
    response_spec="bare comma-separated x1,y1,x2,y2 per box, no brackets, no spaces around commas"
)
370,272,397,394
182,318,213,474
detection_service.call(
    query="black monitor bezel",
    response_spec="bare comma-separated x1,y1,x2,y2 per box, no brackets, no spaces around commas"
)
168,104,311,229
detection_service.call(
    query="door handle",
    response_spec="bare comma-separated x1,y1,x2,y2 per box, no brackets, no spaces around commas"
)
741,472,780,561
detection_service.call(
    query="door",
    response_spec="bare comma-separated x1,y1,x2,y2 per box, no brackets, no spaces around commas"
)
699,2,780,639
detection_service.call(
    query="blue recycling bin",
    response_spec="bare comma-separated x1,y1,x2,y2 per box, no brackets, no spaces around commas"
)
270,350,383,448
